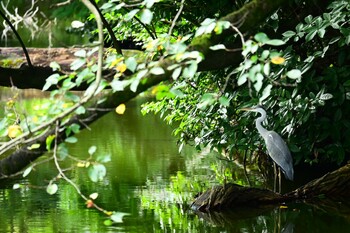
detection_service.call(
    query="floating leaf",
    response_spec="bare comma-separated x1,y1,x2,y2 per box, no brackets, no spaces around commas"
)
88,145,97,156
23,166,32,177
286,69,302,79
46,183,58,195
116,104,126,115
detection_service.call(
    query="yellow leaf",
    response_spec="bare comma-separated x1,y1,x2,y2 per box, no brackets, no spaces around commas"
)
116,63,127,73
271,56,285,65
7,125,22,138
116,104,126,115
105,211,113,216
109,57,124,68
77,162,86,168
279,205,288,209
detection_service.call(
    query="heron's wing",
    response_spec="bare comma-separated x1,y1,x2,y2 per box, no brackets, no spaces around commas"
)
264,131,294,180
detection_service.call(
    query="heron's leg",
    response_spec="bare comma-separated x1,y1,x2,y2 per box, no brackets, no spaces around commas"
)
273,162,277,192
278,167,281,194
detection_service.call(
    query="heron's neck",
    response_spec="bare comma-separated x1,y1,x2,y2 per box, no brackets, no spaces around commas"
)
255,110,268,135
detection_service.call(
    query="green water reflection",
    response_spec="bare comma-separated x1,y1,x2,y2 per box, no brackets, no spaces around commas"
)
0,97,350,232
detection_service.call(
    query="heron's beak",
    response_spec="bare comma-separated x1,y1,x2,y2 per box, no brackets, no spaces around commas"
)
239,107,253,112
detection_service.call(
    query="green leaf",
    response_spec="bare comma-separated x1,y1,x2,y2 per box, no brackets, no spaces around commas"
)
46,135,56,151
286,69,302,79
209,44,226,50
50,61,61,71
237,73,248,86
43,73,61,91
282,31,296,38
46,183,58,195
23,166,32,177
140,9,153,24
88,164,107,182
70,58,86,71
320,93,333,100
198,93,217,109
254,32,269,43
13,183,21,189
182,62,197,78
124,9,139,21
28,143,41,150
265,39,285,46
219,96,230,106
74,49,86,58
88,146,97,156
104,219,113,226
172,67,182,80
150,67,165,75
57,143,69,160
125,57,137,72
305,30,317,42
65,136,78,144
259,84,272,102
75,106,86,115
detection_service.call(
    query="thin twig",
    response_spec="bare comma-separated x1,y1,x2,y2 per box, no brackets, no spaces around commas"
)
168,0,185,37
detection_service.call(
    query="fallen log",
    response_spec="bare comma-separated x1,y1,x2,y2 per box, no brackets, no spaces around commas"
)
191,163,350,212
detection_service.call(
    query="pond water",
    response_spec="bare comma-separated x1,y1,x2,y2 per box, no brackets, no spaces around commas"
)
0,96,350,233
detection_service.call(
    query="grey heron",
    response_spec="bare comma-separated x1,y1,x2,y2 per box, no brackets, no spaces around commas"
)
241,105,294,193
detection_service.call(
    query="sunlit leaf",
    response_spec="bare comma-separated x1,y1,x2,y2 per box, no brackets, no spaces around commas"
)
27,143,40,150
70,58,86,71
75,106,86,115
125,57,137,72
22,166,32,177
89,192,99,200
260,84,273,102
219,96,230,106
124,9,139,21
13,183,21,189
271,56,285,65
172,67,182,80
46,183,58,195
88,145,97,156
58,143,69,160
74,49,86,58
116,104,126,114
43,73,61,91
116,63,127,73
286,69,302,79
209,44,226,50
140,9,153,24
103,219,113,226
49,61,61,71
150,67,165,75
46,135,56,151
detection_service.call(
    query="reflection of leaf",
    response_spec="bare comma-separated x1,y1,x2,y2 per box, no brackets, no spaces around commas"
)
110,212,130,223
46,183,58,195
88,164,107,182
